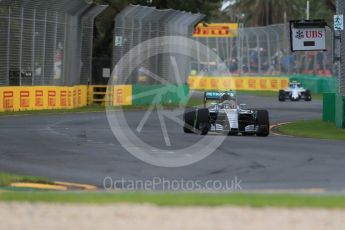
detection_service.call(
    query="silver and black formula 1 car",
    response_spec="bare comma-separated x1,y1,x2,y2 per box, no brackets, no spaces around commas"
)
278,81,312,101
183,91,270,136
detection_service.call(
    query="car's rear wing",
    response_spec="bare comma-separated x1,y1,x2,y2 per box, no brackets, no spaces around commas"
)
203,91,236,107
204,92,225,100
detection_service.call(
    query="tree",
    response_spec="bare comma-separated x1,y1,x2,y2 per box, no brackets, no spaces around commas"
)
223,0,335,26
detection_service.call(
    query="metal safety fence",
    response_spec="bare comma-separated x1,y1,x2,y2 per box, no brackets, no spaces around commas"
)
337,0,345,95
194,23,335,78
112,5,336,86
335,0,345,128
112,5,204,84
0,0,107,86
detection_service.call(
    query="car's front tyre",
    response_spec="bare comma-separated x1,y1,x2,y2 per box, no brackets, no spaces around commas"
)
183,109,196,133
278,90,285,101
196,108,210,135
304,89,312,101
256,110,270,137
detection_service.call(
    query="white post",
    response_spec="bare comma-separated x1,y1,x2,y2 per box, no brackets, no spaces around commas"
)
31,8,36,85
41,9,47,85
53,12,58,85
63,14,68,85
19,7,24,86
6,7,11,85
306,0,310,20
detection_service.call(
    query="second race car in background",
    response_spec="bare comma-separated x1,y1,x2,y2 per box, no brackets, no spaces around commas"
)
183,91,270,136
278,81,312,102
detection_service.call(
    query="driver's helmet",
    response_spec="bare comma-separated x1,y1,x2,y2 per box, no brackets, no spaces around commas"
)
220,91,236,102
220,94,231,102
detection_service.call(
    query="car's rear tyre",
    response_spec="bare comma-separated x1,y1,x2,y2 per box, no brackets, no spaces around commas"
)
278,90,285,101
196,108,210,135
203,92,207,106
304,89,312,101
183,109,196,133
256,110,270,137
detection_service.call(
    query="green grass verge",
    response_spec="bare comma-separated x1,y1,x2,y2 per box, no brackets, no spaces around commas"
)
1,172,345,208
237,90,278,97
277,119,345,141
0,172,50,187
1,191,345,208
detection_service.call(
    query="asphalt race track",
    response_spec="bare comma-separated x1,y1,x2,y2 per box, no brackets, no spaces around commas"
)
1,93,345,191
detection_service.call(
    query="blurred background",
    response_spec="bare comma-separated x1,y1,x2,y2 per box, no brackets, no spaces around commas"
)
0,0,337,86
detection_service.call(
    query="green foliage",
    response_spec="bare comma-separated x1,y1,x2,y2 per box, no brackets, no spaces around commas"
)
222,0,335,26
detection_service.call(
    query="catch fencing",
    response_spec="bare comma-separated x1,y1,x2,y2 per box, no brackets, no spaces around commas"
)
194,23,335,78
335,0,345,128
0,0,107,86
112,5,204,84
112,5,336,86
337,0,345,95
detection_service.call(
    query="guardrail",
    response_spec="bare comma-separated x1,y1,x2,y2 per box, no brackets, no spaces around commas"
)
189,75,337,93
0,76,338,113
0,84,133,112
88,84,188,106
188,76,289,91
0,85,87,112
323,93,345,128
290,75,337,93
87,85,108,105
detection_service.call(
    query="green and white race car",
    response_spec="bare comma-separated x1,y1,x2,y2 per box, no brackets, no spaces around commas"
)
183,91,270,136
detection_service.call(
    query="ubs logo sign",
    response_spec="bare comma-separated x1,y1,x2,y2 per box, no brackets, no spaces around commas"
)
295,30,323,40
290,20,326,51
295,30,304,39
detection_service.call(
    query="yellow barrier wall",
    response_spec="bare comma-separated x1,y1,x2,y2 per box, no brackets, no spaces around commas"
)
112,85,132,106
188,76,289,91
87,85,132,106
0,85,87,112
